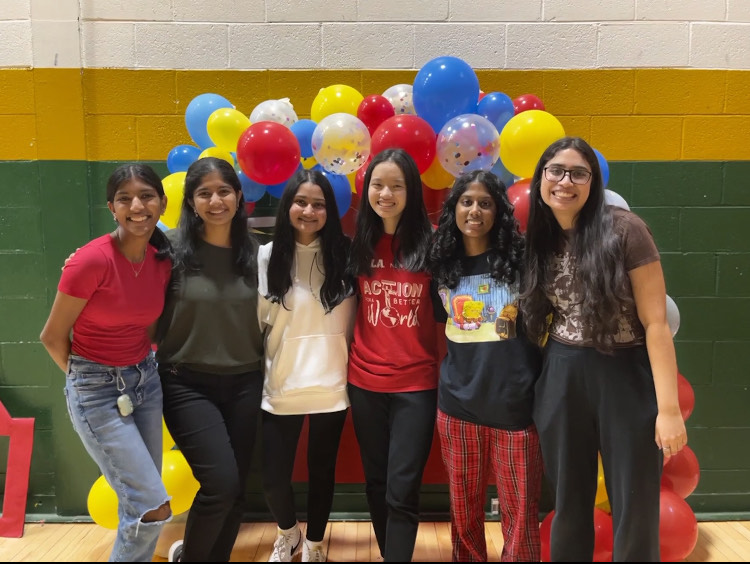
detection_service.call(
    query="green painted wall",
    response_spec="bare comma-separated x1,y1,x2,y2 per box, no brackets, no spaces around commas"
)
0,158,749,520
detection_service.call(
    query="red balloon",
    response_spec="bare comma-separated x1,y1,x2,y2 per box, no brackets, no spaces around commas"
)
662,445,700,499
539,509,613,562
677,372,695,421
513,93,545,115
422,184,450,224
357,94,396,136
354,156,372,195
478,90,487,102
236,121,301,185
540,511,553,562
506,178,531,233
660,488,698,562
592,508,614,562
341,190,360,239
370,114,436,174
244,201,256,216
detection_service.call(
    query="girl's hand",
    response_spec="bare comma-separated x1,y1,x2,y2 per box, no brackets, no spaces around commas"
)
655,410,687,458
61,248,80,271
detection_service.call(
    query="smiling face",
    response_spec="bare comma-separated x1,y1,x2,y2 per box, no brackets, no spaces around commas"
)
190,170,240,228
108,178,165,239
456,181,496,255
289,181,327,245
367,161,407,234
540,148,592,229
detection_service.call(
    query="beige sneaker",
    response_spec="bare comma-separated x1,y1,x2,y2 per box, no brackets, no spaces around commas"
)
302,538,326,562
268,524,302,562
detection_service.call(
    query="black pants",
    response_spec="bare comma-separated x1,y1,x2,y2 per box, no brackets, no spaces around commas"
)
348,383,437,562
533,340,662,562
261,409,348,542
160,367,263,562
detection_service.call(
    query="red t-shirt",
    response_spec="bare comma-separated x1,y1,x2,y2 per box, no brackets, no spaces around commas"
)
347,234,439,392
58,234,172,366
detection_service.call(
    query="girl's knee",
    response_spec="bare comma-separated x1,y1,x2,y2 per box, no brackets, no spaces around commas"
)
142,500,171,523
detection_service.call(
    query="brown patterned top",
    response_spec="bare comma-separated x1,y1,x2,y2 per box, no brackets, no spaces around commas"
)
545,207,661,347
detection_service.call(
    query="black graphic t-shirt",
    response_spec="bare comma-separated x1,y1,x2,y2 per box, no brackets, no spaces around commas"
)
435,252,541,429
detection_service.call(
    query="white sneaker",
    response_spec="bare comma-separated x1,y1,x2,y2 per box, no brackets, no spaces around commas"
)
168,539,183,562
302,539,326,562
268,524,302,562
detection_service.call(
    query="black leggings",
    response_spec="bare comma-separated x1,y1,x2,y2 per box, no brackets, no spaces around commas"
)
160,367,262,562
261,409,348,542
533,340,662,561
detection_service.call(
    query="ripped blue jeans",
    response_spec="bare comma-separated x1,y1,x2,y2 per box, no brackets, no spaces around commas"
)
65,352,170,562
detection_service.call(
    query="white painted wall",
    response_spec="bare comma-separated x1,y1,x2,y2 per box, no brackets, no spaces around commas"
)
2,0,749,69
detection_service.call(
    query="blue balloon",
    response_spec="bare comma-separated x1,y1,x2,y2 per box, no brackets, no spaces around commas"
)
166,144,201,174
314,166,352,218
156,220,169,232
290,119,317,159
184,93,233,149
237,169,267,202
593,147,610,187
490,158,516,188
477,92,515,134
413,56,480,134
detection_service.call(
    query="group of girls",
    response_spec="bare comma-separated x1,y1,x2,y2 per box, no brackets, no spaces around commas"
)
41,135,686,563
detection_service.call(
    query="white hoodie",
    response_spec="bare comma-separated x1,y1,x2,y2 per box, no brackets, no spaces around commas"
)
257,239,356,414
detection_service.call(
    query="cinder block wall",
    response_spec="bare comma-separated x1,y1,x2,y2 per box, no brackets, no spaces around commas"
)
0,1,748,520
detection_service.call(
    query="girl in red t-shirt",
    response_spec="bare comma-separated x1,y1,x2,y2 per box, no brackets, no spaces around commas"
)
345,148,440,562
40,164,173,562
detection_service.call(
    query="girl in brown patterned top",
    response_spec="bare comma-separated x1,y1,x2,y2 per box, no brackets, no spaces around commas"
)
520,136,687,562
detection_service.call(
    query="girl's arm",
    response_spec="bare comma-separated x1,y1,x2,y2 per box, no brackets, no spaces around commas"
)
629,260,687,458
39,292,88,372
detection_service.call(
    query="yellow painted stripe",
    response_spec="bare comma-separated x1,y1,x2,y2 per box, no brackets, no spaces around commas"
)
0,68,749,161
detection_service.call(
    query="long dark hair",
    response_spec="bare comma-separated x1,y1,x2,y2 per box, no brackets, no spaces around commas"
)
346,148,432,276
172,157,257,281
520,136,630,353
106,164,171,260
430,170,524,289
266,168,354,313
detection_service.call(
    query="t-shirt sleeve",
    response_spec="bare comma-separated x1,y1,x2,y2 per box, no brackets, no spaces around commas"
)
58,245,107,300
619,210,661,271
431,280,448,323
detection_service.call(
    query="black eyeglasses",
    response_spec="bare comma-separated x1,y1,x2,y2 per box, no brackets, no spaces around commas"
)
544,166,592,185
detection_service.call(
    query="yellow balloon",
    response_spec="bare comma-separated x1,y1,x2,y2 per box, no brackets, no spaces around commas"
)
162,449,199,516
199,147,235,167
87,475,119,530
163,418,175,451
421,155,456,190
310,84,364,123
301,156,318,169
161,172,186,229
595,453,608,506
499,110,565,179
346,171,357,194
206,107,250,152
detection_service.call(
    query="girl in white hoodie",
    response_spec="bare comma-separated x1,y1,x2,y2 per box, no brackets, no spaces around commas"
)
258,168,356,563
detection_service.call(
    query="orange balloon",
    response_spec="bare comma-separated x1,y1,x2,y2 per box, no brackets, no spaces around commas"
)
421,155,455,190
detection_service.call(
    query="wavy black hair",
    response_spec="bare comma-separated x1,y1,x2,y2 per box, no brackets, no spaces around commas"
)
430,170,524,289
520,136,631,353
106,163,171,260
172,157,257,281
346,148,432,277
266,168,354,313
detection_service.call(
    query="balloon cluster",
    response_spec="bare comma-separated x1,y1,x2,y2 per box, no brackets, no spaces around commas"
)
158,55,618,233
539,296,699,562
86,419,199,530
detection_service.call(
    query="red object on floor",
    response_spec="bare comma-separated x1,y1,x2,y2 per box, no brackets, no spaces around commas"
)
0,401,35,537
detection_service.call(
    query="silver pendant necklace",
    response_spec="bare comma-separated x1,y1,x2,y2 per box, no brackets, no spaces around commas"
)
116,232,146,277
